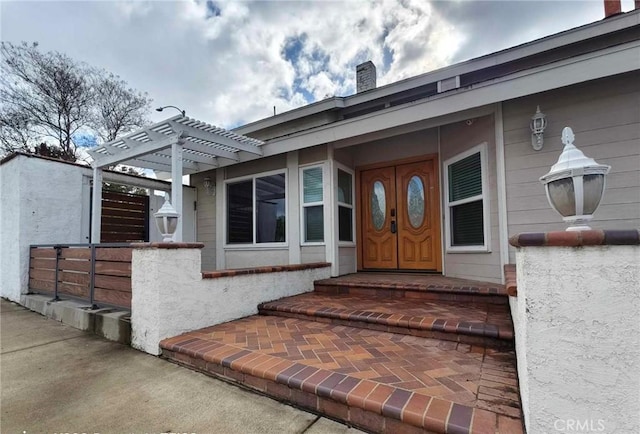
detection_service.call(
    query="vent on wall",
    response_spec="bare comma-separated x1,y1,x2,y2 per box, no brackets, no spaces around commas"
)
437,76,461,93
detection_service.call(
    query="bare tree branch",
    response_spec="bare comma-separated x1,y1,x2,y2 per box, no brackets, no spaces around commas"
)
0,42,152,161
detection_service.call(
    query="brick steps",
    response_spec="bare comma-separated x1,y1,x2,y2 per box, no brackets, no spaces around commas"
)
161,273,522,433
314,275,509,305
161,315,523,434
259,293,514,349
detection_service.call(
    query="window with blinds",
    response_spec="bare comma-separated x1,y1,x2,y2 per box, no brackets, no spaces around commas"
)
226,171,286,245
337,168,354,242
301,166,324,243
444,144,489,251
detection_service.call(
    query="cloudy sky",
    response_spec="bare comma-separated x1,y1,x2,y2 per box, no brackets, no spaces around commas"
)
1,0,636,130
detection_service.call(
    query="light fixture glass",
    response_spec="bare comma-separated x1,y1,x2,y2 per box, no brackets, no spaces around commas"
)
154,197,179,242
530,105,547,151
540,127,610,231
202,177,216,196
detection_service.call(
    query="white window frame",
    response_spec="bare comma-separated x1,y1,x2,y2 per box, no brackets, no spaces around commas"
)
299,163,326,246
336,164,356,247
223,168,288,249
443,142,491,253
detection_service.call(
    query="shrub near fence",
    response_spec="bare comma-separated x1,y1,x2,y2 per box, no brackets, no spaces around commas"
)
29,244,132,309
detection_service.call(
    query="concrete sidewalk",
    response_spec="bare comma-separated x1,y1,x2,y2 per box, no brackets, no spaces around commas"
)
0,299,363,434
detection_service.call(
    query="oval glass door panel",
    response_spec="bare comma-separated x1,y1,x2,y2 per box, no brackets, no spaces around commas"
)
371,181,386,230
407,176,425,228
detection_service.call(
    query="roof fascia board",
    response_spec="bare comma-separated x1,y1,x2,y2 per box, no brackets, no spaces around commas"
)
332,105,496,149
259,41,639,157
233,98,345,135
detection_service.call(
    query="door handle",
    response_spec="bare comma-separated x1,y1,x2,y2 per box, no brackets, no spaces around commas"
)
391,220,397,234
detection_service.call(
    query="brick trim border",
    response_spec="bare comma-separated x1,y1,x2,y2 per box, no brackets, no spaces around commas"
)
509,230,640,248
131,242,205,249
202,262,330,279
504,265,517,297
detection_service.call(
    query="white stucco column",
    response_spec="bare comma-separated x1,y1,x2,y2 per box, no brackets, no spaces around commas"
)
509,229,640,434
171,142,183,242
91,165,103,243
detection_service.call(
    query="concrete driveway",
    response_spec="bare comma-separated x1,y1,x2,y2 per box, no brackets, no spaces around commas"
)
0,299,362,434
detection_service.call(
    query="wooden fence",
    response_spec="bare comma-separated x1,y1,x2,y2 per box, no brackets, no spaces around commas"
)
100,191,149,243
29,245,132,309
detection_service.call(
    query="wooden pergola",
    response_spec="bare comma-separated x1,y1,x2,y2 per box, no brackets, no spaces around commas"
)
88,115,264,243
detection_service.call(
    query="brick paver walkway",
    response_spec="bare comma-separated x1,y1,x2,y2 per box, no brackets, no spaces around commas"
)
162,273,523,433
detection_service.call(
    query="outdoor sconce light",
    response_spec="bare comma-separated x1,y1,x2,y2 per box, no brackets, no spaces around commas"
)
154,197,180,242
540,127,610,231
530,106,547,151
202,177,216,196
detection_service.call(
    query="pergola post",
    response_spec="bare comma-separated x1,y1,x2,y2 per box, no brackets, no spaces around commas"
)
91,166,103,244
172,141,183,242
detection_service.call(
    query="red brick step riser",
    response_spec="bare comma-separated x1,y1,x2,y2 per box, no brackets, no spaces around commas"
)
314,284,509,305
162,348,438,434
257,308,514,350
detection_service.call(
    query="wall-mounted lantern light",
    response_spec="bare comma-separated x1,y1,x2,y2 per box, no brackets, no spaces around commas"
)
530,105,547,151
154,197,180,242
202,177,216,196
540,127,610,231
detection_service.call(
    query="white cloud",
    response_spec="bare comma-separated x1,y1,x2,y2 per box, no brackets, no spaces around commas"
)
0,0,616,131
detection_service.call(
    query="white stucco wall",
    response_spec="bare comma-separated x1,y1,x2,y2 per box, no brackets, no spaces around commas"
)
0,156,86,302
0,154,196,304
512,245,640,434
130,247,331,355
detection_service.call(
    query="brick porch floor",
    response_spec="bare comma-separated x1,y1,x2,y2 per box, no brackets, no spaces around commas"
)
161,273,522,433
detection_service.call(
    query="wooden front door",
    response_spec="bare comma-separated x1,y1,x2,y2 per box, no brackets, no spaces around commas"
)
360,157,441,271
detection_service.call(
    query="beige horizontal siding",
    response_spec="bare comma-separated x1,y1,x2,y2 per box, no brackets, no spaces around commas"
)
225,249,288,269
440,114,503,284
339,246,357,275
301,245,326,264
192,171,217,271
504,72,640,262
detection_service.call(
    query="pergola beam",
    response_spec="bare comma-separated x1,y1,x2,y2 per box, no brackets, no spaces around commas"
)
93,134,181,168
157,148,218,168
172,122,263,156
180,138,238,161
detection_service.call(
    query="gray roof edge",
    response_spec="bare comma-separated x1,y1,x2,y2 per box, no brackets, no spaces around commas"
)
235,9,640,135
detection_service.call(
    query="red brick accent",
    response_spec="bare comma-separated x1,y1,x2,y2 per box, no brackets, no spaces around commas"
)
202,262,330,279
504,265,517,297
509,229,639,247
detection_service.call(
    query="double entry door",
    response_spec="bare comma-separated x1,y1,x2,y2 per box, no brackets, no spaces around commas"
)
360,157,441,271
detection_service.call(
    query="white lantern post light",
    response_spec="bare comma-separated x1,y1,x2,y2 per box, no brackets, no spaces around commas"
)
540,127,610,231
154,196,180,242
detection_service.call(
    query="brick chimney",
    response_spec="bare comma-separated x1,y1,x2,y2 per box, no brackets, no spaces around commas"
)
356,61,376,93
604,0,621,17
636,0,640,9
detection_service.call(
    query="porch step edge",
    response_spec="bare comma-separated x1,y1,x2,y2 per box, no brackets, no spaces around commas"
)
314,283,509,305
160,337,520,434
258,303,514,345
